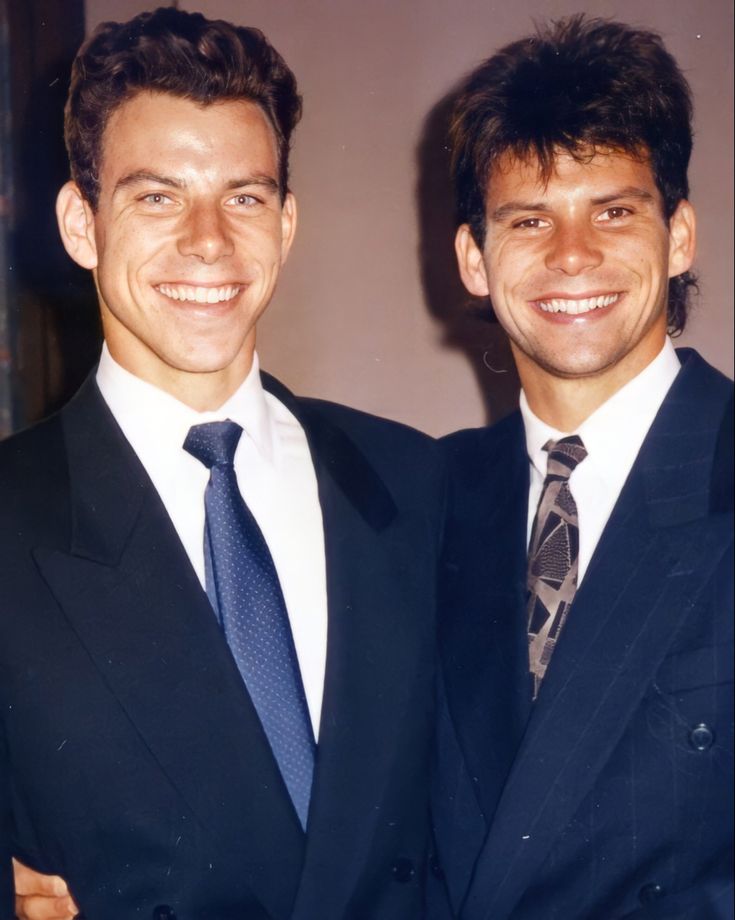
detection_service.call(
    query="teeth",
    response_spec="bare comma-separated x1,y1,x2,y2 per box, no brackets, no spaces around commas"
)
156,284,240,304
537,293,619,314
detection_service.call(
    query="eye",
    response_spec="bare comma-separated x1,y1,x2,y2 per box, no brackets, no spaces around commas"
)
512,216,550,230
597,206,632,222
139,192,173,207
227,193,259,207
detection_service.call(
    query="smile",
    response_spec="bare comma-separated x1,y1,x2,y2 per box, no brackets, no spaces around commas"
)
156,283,242,304
536,293,620,315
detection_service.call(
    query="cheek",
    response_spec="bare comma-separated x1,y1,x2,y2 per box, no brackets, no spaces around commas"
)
625,251,662,303
245,233,286,282
251,220,285,256
116,229,177,284
615,232,667,276
489,244,537,298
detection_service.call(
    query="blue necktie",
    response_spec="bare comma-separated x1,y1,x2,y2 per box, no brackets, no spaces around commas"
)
184,420,315,829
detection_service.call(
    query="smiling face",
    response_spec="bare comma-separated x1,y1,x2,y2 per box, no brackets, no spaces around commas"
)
456,148,695,425
56,91,296,409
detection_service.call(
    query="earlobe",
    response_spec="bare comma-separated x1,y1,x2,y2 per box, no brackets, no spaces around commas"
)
455,224,490,296
668,199,696,278
279,192,297,263
55,181,98,270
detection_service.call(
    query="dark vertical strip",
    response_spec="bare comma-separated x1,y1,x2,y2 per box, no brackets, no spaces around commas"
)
3,0,93,432
0,0,14,437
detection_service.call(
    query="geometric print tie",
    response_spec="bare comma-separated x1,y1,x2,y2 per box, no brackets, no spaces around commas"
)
183,420,316,829
527,435,587,700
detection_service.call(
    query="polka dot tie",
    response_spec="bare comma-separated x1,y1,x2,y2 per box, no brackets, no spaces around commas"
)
184,420,315,829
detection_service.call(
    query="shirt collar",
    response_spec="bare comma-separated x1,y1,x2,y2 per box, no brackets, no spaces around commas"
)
520,338,681,478
96,343,277,464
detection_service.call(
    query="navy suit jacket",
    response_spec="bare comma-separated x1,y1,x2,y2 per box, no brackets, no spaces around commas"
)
432,349,733,920
0,371,445,920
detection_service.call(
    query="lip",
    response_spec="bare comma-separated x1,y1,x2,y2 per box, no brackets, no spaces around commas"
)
531,290,624,320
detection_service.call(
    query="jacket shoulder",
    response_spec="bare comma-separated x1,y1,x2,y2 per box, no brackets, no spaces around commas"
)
0,412,66,488
261,370,437,457
0,413,70,549
299,395,436,451
440,410,521,450
670,349,733,512
676,347,732,392
296,397,445,521
439,410,524,485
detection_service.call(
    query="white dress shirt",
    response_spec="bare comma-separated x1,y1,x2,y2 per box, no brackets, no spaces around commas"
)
96,345,328,737
521,338,681,585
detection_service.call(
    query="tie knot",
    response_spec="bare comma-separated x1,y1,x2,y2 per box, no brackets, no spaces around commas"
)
543,435,587,480
184,420,243,469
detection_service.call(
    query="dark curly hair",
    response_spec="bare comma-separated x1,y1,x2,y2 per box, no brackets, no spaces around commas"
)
450,15,697,334
65,6,302,209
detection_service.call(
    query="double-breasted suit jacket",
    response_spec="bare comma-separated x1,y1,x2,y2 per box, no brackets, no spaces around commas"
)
431,350,733,920
0,371,445,920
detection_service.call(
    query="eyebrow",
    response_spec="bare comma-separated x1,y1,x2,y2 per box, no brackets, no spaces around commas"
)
490,201,552,222
589,186,656,206
113,171,280,195
489,186,656,222
224,175,280,194
114,171,184,194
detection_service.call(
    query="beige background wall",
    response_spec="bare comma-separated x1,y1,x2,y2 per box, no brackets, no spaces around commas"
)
86,0,734,435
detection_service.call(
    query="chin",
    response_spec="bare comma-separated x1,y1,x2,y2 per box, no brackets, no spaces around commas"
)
532,348,616,380
175,356,244,376
166,335,252,369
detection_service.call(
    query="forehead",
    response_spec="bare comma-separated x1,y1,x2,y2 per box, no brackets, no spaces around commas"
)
486,147,659,202
99,91,278,180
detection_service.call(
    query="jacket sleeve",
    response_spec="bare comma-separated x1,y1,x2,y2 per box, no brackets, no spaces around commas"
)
0,724,15,920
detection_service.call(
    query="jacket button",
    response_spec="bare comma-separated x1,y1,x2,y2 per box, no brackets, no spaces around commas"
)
639,883,665,904
689,723,715,751
391,857,415,883
152,907,177,920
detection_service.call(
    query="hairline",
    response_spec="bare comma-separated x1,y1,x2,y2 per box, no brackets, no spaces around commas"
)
468,140,676,246
83,88,289,212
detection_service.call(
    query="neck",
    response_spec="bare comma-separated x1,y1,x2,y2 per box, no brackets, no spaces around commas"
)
158,365,252,412
104,342,255,413
515,345,664,432
520,374,611,431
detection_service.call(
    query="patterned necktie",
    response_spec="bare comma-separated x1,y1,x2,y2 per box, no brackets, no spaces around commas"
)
184,420,315,829
527,435,587,699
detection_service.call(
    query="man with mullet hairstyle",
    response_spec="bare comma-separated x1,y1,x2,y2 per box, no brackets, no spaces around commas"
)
431,15,733,920
1,8,443,920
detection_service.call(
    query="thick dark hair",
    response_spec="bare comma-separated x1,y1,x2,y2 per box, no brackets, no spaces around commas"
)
65,6,302,209
450,15,696,334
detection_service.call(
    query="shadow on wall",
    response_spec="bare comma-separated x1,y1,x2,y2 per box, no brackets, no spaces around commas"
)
416,87,520,427
8,0,100,428
14,59,100,424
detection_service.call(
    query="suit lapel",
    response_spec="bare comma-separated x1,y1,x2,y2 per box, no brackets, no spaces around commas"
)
261,377,432,920
440,415,532,829
34,378,305,920
463,353,733,920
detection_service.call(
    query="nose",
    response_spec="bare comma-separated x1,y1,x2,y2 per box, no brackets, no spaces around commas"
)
545,222,603,275
177,202,234,263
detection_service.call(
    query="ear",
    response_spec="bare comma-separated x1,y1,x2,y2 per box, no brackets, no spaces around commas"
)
455,223,490,296
279,192,297,264
667,199,696,278
56,181,98,270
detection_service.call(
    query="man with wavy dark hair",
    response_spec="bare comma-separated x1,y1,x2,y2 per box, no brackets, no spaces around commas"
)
432,15,733,920
1,8,444,919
